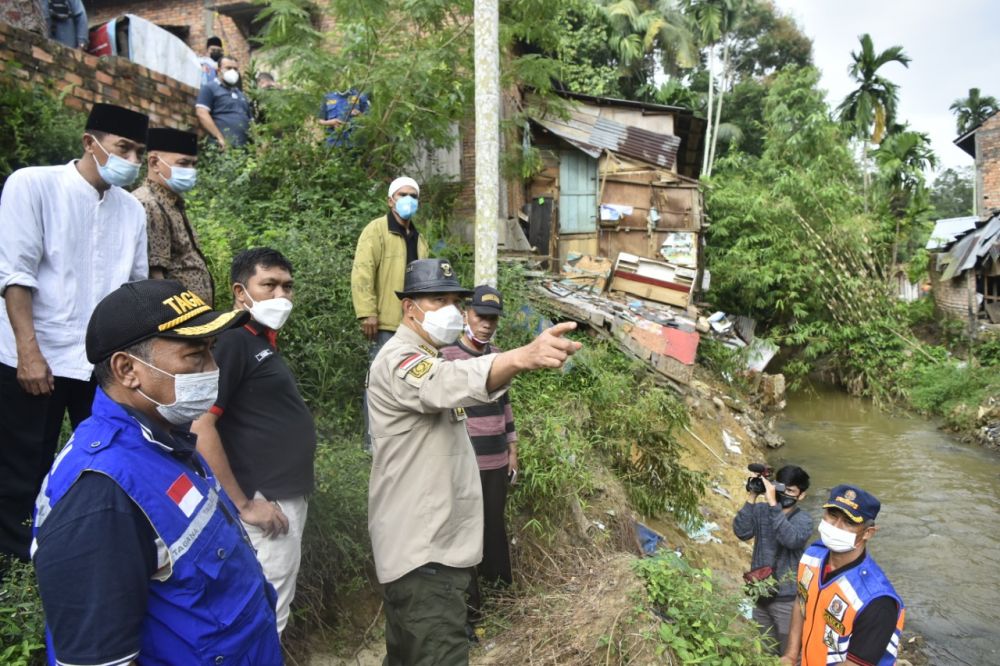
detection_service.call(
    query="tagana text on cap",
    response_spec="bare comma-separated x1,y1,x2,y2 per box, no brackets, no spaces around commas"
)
86,279,249,363
823,484,881,523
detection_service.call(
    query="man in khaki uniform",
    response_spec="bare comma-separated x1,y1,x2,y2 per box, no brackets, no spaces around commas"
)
368,258,580,665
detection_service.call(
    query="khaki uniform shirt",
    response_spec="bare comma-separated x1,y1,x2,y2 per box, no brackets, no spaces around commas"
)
350,214,429,332
367,324,508,584
133,181,214,306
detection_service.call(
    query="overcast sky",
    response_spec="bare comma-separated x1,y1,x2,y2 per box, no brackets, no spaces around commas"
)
771,0,995,171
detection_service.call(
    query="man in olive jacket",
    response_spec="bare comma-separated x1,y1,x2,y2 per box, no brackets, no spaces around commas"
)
351,176,429,346
351,176,429,450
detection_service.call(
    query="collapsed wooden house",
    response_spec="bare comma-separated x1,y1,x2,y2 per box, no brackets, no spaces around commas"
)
518,91,707,309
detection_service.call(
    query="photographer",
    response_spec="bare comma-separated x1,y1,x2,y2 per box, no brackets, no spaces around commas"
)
732,465,814,656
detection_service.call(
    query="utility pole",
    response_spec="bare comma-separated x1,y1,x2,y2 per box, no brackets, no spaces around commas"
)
474,0,499,286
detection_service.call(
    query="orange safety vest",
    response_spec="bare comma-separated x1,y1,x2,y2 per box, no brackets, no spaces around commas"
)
796,543,905,666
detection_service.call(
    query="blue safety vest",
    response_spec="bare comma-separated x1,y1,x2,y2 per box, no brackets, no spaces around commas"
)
33,389,283,666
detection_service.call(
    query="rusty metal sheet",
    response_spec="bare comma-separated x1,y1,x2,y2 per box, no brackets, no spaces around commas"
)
531,107,682,169
590,117,680,169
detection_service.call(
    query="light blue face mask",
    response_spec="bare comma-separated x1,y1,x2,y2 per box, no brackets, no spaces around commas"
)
89,135,141,187
159,158,198,193
394,194,419,220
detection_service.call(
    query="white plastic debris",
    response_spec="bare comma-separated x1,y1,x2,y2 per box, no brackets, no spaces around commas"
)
722,429,742,454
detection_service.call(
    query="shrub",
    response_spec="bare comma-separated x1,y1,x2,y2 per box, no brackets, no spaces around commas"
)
635,553,778,665
0,70,86,186
0,557,45,666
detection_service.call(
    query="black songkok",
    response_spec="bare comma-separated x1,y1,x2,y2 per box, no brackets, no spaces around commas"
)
85,103,149,144
146,128,198,156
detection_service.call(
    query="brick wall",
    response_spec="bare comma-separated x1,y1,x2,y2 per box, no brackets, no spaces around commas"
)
0,20,198,130
929,265,975,320
975,113,1000,217
89,0,251,72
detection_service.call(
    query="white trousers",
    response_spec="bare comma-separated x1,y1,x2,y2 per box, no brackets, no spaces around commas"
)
243,493,309,634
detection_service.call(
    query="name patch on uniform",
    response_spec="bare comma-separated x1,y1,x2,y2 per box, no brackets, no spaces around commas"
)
256,348,274,362
167,473,204,517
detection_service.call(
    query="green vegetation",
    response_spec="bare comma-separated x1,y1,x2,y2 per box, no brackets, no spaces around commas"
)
636,553,778,665
0,70,86,187
0,558,45,666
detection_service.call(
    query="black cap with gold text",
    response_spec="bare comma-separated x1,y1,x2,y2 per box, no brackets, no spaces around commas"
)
86,279,248,363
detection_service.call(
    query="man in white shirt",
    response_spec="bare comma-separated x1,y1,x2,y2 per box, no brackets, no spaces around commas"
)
0,102,149,561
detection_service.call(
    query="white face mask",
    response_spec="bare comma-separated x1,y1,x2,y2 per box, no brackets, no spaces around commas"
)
818,519,860,553
240,286,293,330
464,323,494,346
416,303,464,346
130,355,219,425
222,69,240,86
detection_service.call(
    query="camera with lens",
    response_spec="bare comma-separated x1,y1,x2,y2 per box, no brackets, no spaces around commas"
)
746,463,785,494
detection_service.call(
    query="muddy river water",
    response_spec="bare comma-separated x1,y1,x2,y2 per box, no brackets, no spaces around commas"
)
774,387,1000,666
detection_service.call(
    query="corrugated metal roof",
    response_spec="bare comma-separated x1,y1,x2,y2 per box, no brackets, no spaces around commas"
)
530,104,681,169
927,216,979,250
939,215,1000,280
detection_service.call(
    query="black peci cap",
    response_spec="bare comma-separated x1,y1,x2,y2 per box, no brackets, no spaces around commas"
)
395,259,473,299
207,36,223,48
86,280,248,363
85,103,149,145
147,128,198,156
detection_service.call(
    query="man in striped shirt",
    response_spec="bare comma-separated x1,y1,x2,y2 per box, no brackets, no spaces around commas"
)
440,285,517,626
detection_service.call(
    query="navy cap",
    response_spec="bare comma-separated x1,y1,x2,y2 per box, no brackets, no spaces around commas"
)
823,484,881,523
470,285,503,316
395,259,473,298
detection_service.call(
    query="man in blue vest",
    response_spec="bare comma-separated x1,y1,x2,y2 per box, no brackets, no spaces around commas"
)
781,484,905,666
32,279,283,666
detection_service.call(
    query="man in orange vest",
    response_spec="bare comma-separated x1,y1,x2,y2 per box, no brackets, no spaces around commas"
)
781,485,904,666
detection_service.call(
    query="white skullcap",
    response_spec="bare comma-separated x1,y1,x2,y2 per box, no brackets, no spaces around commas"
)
388,176,420,198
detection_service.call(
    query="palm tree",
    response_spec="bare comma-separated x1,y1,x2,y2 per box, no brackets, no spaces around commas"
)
601,1,699,87
950,88,999,136
837,34,910,145
874,129,937,266
681,0,747,176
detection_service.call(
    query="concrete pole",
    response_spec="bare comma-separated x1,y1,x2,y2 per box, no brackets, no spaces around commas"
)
474,0,499,287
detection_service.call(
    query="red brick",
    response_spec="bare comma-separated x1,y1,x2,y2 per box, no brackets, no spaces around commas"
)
96,70,114,86
64,72,83,86
65,96,85,111
74,86,95,102
31,45,53,64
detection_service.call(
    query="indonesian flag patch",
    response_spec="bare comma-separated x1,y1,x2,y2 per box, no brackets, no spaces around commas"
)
166,473,204,517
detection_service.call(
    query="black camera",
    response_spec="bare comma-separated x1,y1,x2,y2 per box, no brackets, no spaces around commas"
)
746,463,784,494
